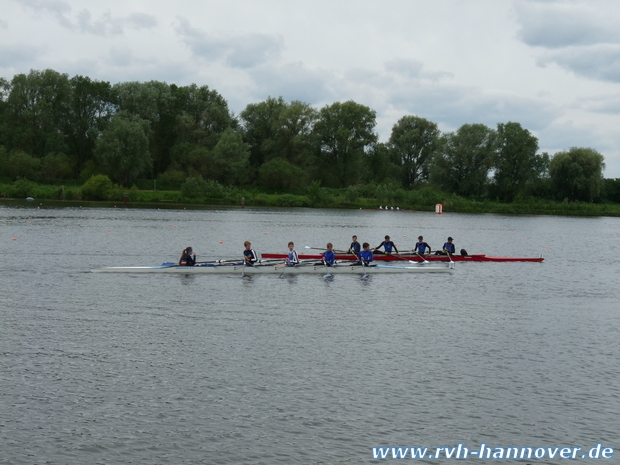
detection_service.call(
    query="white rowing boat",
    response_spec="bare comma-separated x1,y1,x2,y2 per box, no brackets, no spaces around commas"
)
90,263,454,274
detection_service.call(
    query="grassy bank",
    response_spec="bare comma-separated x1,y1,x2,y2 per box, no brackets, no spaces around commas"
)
2,180,620,216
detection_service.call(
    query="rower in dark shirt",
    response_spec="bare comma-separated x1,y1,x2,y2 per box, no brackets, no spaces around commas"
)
243,241,258,266
348,235,361,254
179,247,196,266
374,235,398,254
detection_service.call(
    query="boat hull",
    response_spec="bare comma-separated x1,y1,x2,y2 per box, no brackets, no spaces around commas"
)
91,264,453,274
261,253,544,262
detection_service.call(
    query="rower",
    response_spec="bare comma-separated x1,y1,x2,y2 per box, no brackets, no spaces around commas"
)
243,241,258,266
442,237,456,255
321,243,336,267
179,247,196,266
359,242,373,266
413,235,431,254
348,235,361,254
374,235,398,254
285,241,299,266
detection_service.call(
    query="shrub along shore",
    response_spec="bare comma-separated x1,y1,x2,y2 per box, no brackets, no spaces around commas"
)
2,177,620,217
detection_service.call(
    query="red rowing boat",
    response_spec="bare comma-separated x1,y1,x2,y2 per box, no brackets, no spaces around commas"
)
261,253,544,262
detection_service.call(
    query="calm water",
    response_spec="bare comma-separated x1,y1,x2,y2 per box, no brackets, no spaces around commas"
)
1,203,619,464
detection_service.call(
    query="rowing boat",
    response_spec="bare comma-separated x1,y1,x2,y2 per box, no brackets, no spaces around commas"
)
261,253,544,262
91,263,454,274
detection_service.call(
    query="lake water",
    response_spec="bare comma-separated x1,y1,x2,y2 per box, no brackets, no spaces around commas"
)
1,202,619,464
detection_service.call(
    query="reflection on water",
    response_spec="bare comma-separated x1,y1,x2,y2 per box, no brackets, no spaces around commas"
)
1,204,619,464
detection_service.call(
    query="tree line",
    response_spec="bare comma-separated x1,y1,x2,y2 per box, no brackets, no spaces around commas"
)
0,68,614,203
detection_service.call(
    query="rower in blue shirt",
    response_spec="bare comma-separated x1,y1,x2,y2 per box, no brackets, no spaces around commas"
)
442,237,456,254
285,241,299,266
321,243,336,266
414,235,431,254
359,242,373,265
243,241,258,266
374,235,398,254
348,235,361,254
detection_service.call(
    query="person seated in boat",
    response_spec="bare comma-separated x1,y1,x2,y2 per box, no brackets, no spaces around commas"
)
321,243,336,267
436,236,455,255
348,235,361,255
285,241,299,267
358,242,374,266
179,247,196,266
374,235,398,254
414,235,431,254
243,241,258,266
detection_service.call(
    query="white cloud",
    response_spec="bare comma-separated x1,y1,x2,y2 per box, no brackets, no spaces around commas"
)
2,0,620,176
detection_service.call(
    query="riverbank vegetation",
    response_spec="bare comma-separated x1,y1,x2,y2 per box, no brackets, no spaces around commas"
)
1,68,619,216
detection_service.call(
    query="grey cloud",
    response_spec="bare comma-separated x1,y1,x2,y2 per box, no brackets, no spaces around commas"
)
515,0,620,48
248,62,336,104
17,0,157,35
537,44,620,82
175,17,283,69
385,59,423,78
578,94,620,114
386,83,559,132
17,0,74,29
0,43,45,64
0,18,8,28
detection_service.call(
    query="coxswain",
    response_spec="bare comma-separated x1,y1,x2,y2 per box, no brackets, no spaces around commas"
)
348,235,361,254
243,241,258,266
374,235,398,254
414,235,431,254
285,241,299,266
359,242,373,266
321,243,336,266
179,247,196,266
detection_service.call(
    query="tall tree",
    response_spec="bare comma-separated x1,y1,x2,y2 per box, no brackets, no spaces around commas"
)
64,75,115,175
549,147,605,202
312,100,377,187
4,69,71,157
389,115,440,188
431,123,496,197
208,127,250,185
93,113,151,186
493,122,541,202
239,96,287,167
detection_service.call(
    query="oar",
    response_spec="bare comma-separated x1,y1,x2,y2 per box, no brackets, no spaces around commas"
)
278,259,290,278
415,252,429,264
358,252,369,278
392,253,421,265
303,246,334,277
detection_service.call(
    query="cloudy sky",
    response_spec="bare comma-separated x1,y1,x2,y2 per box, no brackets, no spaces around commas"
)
2,0,620,176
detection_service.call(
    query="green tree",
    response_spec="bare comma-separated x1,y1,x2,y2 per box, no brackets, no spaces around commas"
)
4,151,41,180
549,147,605,202
492,122,542,202
312,100,377,187
175,83,234,150
389,115,440,188
80,174,115,200
41,152,74,182
93,113,152,186
209,128,250,185
258,157,307,191
431,123,496,197
240,96,287,167
64,75,115,175
4,69,71,157
365,142,402,185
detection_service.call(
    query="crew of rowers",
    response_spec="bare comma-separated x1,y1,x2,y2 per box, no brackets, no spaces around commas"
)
180,236,456,267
